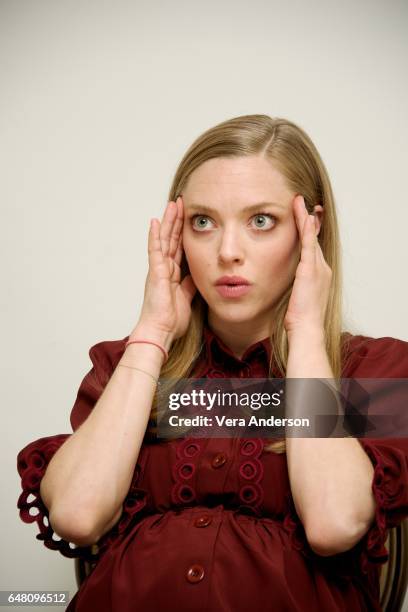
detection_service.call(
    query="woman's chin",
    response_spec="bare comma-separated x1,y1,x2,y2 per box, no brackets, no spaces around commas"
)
208,302,258,323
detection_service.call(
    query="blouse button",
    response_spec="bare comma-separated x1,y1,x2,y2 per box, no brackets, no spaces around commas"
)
186,564,205,583
211,453,227,468
194,515,212,528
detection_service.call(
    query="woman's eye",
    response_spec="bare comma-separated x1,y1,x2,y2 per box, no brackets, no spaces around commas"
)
251,213,276,230
190,213,276,231
191,215,213,230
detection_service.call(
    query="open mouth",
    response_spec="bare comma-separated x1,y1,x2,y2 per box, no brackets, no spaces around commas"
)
215,284,252,298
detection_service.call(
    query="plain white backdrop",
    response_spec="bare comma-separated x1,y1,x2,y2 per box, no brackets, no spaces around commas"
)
1,0,407,610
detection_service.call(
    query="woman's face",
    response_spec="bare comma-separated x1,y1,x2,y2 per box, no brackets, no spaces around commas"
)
181,155,313,331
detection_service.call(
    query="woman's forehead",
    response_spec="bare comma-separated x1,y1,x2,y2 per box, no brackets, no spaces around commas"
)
183,156,291,203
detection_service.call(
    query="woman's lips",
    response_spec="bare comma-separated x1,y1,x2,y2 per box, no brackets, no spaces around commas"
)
215,284,252,298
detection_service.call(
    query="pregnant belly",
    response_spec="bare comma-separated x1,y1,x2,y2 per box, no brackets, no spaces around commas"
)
70,505,367,612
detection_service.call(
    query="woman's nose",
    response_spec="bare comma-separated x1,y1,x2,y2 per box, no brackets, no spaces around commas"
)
217,228,244,263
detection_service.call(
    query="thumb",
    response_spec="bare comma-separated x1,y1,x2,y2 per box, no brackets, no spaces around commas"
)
180,274,197,304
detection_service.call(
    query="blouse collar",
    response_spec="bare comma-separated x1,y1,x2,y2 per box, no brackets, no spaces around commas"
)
202,321,272,368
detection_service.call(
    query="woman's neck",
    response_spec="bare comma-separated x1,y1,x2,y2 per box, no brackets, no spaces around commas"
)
206,316,272,360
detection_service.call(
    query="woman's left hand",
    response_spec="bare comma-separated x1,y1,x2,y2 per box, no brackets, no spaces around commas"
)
283,195,333,339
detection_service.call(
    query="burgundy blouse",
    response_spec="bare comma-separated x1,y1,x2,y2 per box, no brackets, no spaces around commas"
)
17,324,408,611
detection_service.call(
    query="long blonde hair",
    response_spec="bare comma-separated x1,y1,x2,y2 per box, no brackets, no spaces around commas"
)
149,114,348,454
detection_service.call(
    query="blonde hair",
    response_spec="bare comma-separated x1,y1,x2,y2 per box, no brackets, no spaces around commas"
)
148,114,350,453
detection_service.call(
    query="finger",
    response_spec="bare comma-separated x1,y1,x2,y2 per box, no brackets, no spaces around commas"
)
300,213,318,268
169,196,183,259
316,238,325,263
316,241,331,275
312,216,326,263
174,229,183,267
293,195,309,237
148,218,164,267
294,196,311,243
160,200,178,257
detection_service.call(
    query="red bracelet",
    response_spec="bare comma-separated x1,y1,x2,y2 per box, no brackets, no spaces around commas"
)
125,339,168,363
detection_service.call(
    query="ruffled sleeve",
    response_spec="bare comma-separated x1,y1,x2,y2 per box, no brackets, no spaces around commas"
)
343,334,408,575
281,438,408,581
354,437,408,575
17,434,99,561
16,335,149,562
282,334,408,579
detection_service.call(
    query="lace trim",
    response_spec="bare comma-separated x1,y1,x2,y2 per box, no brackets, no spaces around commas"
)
17,435,98,561
17,435,147,562
171,437,204,505
356,441,396,575
236,438,264,515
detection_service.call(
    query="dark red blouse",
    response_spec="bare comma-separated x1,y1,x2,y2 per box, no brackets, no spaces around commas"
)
16,325,408,611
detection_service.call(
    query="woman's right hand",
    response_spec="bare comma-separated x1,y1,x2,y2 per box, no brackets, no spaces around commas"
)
134,196,197,343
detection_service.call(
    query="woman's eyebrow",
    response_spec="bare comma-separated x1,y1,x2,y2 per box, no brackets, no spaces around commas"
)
185,202,286,214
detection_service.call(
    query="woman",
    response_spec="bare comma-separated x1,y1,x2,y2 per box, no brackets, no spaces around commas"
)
17,114,408,611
